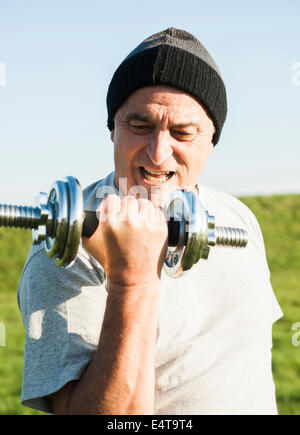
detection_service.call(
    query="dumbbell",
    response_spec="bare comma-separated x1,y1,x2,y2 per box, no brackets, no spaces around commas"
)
0,176,248,277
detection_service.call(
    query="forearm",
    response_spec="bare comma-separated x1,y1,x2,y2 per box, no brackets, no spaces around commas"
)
66,281,161,415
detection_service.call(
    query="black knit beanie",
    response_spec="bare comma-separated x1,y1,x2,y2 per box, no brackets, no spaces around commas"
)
106,27,227,145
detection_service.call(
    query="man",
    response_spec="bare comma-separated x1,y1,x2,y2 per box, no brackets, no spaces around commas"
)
17,28,283,415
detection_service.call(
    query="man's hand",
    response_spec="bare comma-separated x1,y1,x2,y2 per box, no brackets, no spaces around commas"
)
53,194,166,414
82,194,168,287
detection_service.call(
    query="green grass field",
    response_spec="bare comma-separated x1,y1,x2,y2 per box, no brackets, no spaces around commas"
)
240,194,300,415
0,194,300,415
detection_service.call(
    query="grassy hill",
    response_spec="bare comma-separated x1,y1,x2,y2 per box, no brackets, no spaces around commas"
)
0,194,300,415
239,194,300,415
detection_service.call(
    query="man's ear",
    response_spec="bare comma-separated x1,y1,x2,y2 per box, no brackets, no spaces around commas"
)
209,127,216,153
208,139,214,154
110,129,114,142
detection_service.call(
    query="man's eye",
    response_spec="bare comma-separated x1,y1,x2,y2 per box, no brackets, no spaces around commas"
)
130,124,151,133
173,130,192,139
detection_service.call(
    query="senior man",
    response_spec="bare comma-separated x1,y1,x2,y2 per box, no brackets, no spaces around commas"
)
18,28,282,415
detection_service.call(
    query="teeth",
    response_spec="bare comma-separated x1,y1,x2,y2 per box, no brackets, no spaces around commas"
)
143,167,171,175
140,167,174,183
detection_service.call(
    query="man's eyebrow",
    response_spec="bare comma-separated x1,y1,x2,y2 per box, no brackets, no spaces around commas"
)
171,122,199,129
125,113,153,123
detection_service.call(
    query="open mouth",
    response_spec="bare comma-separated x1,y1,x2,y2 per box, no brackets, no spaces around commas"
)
139,166,174,183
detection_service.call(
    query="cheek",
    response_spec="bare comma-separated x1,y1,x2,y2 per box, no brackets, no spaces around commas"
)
113,131,145,177
115,129,147,160
114,131,131,163
193,147,212,175
175,142,212,180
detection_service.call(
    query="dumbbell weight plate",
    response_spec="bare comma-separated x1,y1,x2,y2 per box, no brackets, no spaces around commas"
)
44,179,68,263
44,176,83,267
57,176,83,267
163,190,208,277
163,191,187,276
183,191,209,269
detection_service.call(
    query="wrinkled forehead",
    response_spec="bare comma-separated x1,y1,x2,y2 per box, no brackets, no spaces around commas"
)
117,85,215,127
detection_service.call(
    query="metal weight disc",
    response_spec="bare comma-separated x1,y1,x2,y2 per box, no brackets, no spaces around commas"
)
163,190,188,277
163,190,208,277
44,179,69,263
182,193,208,271
55,176,83,268
44,177,83,268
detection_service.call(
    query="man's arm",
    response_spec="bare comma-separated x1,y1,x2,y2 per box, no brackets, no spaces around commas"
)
52,282,160,415
52,195,167,414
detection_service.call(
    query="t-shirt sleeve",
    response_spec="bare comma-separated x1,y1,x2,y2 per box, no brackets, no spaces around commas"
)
17,244,107,414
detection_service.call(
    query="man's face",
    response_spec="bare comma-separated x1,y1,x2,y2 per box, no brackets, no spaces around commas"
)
111,85,215,203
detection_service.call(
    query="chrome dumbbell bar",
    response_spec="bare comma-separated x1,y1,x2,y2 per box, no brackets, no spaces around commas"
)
0,176,248,277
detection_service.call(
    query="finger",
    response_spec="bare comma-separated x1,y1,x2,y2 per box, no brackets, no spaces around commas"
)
98,194,121,222
137,198,155,222
118,196,139,221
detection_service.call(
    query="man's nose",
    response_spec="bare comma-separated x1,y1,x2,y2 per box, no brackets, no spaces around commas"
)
146,131,173,166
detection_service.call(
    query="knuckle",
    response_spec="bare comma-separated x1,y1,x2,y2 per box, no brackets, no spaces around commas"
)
138,198,152,207
122,195,138,204
106,193,120,203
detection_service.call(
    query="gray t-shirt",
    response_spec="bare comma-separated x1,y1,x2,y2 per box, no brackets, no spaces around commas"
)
17,172,283,414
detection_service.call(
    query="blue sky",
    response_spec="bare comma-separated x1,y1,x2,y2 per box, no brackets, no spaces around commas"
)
0,0,299,204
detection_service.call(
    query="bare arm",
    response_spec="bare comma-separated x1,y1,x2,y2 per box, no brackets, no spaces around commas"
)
52,195,167,415
53,282,160,415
